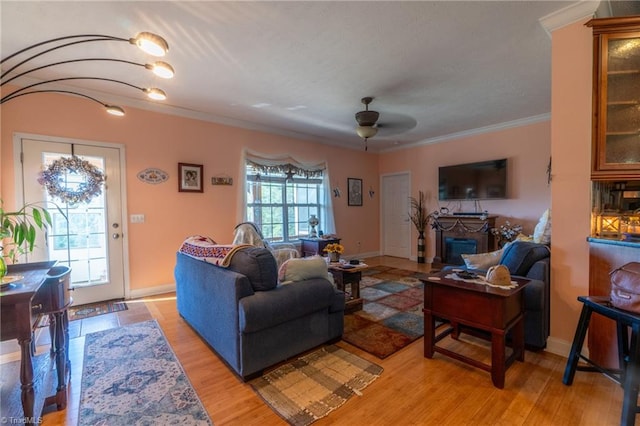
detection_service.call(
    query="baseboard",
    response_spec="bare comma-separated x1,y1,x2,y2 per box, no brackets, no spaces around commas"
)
544,336,576,359
128,283,176,300
346,251,380,261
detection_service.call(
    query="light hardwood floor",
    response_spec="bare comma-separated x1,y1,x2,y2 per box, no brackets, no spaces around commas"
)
21,256,625,425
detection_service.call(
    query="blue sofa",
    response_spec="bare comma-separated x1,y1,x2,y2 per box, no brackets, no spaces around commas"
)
443,241,551,349
175,247,345,380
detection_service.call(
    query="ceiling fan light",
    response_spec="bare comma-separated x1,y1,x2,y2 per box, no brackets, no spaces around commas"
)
131,32,169,56
147,61,175,78
144,87,167,100
357,125,378,139
106,105,125,116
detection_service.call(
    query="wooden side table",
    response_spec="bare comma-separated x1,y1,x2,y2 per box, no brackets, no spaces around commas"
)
300,237,340,257
328,264,365,313
421,271,529,388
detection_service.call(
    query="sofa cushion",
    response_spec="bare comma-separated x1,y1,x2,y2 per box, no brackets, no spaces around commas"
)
227,247,278,292
278,255,330,284
499,241,550,276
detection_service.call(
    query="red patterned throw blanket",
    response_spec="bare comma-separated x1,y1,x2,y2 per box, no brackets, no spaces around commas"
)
179,235,252,267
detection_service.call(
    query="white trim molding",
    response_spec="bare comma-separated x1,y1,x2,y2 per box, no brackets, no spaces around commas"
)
539,1,600,37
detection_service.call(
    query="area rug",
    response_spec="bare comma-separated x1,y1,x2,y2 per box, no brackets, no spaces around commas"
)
69,299,128,321
249,345,382,426
78,320,212,425
342,266,431,359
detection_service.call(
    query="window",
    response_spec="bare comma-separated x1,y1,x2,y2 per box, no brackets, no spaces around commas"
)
245,163,323,242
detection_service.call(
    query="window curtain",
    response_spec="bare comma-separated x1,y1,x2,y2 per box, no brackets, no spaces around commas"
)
237,149,336,234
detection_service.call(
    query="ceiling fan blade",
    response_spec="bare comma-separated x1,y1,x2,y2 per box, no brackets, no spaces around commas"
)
375,112,417,137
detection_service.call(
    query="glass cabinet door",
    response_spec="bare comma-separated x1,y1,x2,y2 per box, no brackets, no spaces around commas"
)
598,33,640,170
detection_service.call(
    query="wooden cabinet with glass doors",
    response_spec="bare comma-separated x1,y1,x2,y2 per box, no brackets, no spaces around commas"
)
587,17,640,180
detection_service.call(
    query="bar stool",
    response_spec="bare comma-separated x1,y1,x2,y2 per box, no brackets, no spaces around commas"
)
563,295,640,426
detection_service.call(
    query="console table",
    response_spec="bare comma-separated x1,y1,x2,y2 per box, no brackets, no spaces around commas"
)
432,215,497,264
0,261,72,422
300,237,340,257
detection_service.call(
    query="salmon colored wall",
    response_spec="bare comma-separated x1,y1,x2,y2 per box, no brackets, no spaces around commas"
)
548,19,593,350
379,120,552,261
1,92,380,292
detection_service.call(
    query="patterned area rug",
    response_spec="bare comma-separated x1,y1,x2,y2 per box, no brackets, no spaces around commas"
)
78,320,212,425
69,299,128,321
250,345,382,426
342,266,431,359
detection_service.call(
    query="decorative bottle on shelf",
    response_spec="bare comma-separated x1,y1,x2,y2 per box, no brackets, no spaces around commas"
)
308,214,319,238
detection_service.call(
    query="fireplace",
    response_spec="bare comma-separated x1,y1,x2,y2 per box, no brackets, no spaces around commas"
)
433,215,498,265
444,237,477,265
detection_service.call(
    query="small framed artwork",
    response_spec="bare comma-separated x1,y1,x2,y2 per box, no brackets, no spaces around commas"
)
347,178,363,206
178,163,203,193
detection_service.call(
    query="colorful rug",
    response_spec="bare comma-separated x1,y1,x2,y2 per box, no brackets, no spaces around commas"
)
69,299,128,321
78,320,212,425
342,266,431,359
250,345,382,426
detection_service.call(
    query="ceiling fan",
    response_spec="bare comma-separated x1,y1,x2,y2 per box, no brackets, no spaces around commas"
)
355,96,379,151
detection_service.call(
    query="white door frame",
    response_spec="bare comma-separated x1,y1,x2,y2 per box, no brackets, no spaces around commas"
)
12,132,132,299
380,171,412,259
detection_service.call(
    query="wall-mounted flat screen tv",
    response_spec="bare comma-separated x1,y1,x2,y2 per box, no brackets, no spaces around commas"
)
438,158,508,201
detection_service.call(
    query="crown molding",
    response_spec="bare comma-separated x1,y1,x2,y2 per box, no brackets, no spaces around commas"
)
539,1,600,37
381,113,551,154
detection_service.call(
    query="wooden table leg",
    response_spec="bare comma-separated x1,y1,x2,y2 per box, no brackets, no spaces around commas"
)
491,331,506,389
512,316,525,362
18,334,35,419
424,310,435,358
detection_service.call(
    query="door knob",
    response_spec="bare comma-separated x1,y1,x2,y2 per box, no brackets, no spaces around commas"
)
112,233,120,239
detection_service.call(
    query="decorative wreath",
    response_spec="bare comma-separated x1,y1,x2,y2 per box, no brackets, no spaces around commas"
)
38,156,105,204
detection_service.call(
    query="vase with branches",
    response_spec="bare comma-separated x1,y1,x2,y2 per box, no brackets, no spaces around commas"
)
409,191,428,263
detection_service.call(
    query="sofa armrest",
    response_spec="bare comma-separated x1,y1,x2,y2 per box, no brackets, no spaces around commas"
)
175,252,255,368
239,278,337,333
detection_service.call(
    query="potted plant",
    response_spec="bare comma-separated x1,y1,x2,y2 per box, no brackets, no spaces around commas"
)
409,191,428,263
0,201,56,279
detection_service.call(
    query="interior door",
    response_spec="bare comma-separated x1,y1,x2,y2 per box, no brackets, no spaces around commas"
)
20,137,125,304
382,173,411,258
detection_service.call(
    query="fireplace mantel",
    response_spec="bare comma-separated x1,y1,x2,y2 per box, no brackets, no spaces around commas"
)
433,215,498,264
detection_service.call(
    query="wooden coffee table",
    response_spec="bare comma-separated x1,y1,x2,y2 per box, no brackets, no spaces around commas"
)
328,263,367,313
421,271,530,388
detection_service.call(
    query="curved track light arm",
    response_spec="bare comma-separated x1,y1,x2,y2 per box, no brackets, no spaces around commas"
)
0,89,124,116
1,77,166,104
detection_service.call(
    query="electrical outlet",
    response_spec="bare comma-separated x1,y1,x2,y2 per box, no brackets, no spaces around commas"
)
130,214,145,223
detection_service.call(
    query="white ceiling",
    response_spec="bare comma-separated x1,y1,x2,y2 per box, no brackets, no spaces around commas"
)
1,1,638,152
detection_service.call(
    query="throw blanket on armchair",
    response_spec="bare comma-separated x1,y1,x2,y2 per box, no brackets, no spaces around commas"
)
179,235,252,267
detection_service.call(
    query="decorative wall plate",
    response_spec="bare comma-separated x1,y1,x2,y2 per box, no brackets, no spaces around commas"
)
137,168,169,184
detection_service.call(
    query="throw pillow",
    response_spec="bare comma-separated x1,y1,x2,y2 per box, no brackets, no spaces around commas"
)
499,241,550,276
533,209,551,245
278,255,331,284
462,248,504,271
227,247,278,291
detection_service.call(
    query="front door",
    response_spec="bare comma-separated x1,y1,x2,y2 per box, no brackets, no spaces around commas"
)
20,136,126,304
382,173,411,258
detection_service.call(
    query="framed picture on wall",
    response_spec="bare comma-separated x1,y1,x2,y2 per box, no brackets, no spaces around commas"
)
347,178,363,206
178,163,203,192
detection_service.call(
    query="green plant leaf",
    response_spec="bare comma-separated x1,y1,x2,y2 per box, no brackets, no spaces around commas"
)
32,207,43,228
27,224,36,251
42,208,52,226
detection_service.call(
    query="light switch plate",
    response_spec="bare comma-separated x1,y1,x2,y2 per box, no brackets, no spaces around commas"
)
130,214,145,223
